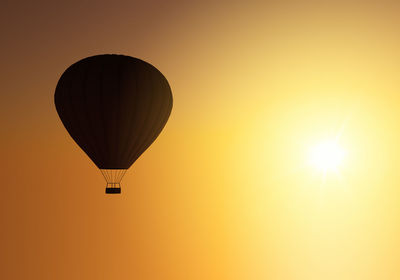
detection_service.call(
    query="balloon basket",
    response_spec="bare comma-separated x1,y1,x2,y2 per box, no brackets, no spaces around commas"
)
101,170,126,194
105,183,121,194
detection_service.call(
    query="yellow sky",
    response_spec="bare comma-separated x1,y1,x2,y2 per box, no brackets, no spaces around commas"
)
2,0,400,279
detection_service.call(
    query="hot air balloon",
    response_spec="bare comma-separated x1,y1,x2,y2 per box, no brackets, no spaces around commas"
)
55,54,173,194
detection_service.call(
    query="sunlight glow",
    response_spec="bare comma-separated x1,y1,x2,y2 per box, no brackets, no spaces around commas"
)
309,139,346,174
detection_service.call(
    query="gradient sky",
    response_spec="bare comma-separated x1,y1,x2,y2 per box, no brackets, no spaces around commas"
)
2,0,400,279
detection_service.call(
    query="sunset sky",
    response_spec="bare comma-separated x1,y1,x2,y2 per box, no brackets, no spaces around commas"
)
2,0,400,279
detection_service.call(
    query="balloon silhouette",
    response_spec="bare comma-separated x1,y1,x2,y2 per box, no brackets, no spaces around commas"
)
55,54,173,194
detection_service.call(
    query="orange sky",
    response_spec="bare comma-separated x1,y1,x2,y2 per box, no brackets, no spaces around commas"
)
2,0,400,279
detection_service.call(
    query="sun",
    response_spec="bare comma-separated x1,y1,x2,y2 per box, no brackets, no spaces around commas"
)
309,139,346,174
